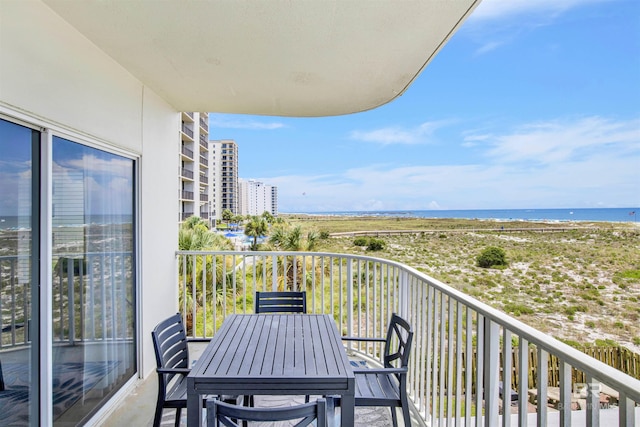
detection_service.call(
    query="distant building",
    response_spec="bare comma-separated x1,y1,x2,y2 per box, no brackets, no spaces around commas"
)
179,112,211,224
238,179,278,217
210,139,239,218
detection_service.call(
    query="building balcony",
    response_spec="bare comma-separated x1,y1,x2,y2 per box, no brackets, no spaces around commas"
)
200,156,209,167
168,250,639,426
2,250,639,426
200,118,208,132
181,124,194,140
181,212,194,222
199,193,208,202
180,190,194,200
200,135,208,150
181,145,194,159
180,167,194,180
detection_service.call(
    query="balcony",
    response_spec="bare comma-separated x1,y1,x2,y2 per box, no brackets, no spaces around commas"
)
200,156,209,167
180,167,194,180
181,124,194,139
200,134,208,149
199,193,208,202
200,117,208,132
171,250,640,426
181,145,194,159
4,250,637,426
180,190,194,200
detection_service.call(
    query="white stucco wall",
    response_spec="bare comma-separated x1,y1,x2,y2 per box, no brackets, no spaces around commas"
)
1,0,178,381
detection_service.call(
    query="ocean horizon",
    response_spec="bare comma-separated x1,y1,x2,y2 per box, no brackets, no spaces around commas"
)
286,207,639,223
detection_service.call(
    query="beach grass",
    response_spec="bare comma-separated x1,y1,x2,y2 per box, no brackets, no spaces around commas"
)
283,214,640,353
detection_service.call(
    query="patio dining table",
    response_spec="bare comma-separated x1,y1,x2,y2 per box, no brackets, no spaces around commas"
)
187,313,355,426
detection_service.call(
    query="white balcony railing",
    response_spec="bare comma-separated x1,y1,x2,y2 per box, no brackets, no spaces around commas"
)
176,250,640,427
1,252,135,349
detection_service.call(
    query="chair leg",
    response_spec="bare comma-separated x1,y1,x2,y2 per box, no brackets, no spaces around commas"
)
174,407,181,427
152,404,163,427
390,407,398,427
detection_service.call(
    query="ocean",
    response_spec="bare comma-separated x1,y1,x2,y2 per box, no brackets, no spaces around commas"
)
0,215,134,231
298,208,639,223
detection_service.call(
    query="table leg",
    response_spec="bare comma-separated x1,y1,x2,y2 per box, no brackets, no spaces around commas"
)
341,394,355,427
187,381,201,427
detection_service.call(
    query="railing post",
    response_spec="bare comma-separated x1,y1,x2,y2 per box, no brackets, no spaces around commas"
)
559,361,571,427
398,269,410,320
585,374,599,427
271,254,277,291
518,338,529,427
346,259,353,338
536,349,549,427
484,319,499,427
502,329,512,427
619,393,634,427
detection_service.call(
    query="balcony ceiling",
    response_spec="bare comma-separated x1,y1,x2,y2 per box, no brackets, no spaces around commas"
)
43,0,480,117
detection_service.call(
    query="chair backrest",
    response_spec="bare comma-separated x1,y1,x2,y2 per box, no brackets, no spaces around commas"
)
207,398,327,427
255,291,307,314
151,313,189,387
383,313,414,370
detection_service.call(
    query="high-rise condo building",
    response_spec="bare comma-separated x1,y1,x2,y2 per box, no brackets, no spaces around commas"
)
238,179,278,217
211,139,239,218
179,112,211,223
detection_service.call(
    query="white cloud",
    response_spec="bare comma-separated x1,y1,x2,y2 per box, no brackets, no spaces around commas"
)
63,155,132,179
468,0,608,23
210,116,286,130
349,121,449,145
483,116,640,164
464,0,612,56
258,114,639,211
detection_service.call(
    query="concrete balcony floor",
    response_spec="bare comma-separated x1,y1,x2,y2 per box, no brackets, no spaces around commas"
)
102,377,420,426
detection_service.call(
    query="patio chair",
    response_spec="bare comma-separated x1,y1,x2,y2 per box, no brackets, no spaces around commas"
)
339,313,414,427
206,398,328,427
254,291,307,314
151,313,239,427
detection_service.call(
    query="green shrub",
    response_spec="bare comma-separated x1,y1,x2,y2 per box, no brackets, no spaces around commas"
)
319,231,330,239
476,246,508,268
503,302,534,316
353,237,369,246
366,238,385,251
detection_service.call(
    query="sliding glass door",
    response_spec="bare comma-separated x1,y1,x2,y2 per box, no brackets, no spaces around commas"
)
51,137,136,425
0,118,38,426
0,117,137,426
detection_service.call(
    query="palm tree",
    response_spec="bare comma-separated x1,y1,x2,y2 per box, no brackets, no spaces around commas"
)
261,211,274,224
244,216,268,250
221,209,233,228
178,219,235,333
263,224,320,290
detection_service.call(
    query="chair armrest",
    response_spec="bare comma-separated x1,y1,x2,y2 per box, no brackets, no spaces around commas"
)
187,338,211,343
353,367,408,375
157,367,191,375
341,336,386,343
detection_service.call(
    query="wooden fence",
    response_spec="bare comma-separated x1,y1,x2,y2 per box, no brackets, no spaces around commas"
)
457,346,639,394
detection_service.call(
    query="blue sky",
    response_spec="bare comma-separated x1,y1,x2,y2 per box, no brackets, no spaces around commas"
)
209,0,640,213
